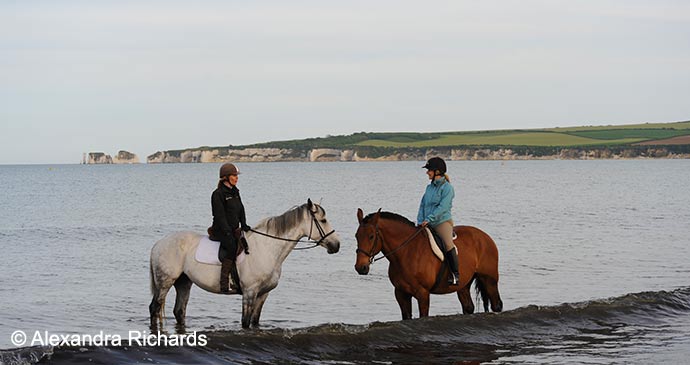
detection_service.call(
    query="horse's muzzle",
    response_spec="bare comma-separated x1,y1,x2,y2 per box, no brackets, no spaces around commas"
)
326,241,340,254
355,264,370,275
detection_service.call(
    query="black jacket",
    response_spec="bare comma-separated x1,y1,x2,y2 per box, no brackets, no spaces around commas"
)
211,183,247,239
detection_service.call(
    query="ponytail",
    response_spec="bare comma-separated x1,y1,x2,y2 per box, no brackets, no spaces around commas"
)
434,170,451,183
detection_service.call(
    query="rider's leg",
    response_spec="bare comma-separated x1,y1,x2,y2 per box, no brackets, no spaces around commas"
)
435,220,459,285
219,237,240,294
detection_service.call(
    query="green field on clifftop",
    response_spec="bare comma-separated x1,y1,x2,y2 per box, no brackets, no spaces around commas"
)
164,121,690,154
150,120,690,160
350,121,690,148
356,132,645,147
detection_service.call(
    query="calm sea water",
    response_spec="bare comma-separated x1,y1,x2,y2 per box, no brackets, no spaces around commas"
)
1,160,689,364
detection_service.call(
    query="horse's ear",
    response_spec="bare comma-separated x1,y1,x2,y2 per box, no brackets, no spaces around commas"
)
307,198,313,210
357,208,364,224
372,208,382,223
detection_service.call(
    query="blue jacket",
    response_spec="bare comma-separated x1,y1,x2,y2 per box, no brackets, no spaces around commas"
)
417,177,455,226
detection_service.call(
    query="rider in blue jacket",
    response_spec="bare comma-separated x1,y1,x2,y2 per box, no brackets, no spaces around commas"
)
417,157,459,285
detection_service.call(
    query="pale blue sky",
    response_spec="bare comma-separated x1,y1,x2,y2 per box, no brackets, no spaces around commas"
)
2,0,689,164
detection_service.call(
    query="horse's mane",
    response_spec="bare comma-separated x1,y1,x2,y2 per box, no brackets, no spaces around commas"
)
363,211,416,227
255,203,325,236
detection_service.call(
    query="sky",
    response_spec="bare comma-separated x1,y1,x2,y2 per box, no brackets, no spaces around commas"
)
1,0,690,164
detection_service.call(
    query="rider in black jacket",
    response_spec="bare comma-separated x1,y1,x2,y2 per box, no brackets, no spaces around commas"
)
210,163,250,294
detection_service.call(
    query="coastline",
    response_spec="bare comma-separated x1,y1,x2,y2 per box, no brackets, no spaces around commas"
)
81,121,690,164
142,146,690,164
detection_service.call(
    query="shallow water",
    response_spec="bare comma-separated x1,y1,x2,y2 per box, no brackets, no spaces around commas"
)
1,160,689,363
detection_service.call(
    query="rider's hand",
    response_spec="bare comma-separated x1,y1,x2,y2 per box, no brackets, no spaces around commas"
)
420,221,429,227
242,224,251,232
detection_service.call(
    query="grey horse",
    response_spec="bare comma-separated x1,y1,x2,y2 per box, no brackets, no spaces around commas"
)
149,199,340,329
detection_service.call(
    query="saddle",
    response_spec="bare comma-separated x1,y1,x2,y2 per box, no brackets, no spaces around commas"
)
426,227,460,291
425,227,458,261
207,226,250,257
195,236,247,265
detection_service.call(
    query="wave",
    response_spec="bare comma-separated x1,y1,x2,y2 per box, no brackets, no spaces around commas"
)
4,287,689,364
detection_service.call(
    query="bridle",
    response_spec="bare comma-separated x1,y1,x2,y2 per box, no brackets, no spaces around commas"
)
249,206,336,250
355,222,384,263
305,207,336,247
356,221,424,264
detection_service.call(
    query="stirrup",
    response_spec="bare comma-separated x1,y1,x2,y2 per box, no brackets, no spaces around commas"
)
220,286,241,295
448,272,459,285
231,284,242,295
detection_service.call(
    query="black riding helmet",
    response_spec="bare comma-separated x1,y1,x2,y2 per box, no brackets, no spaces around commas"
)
422,157,447,175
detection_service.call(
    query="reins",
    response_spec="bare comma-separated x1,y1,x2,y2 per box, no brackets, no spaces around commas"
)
249,207,335,250
248,229,319,250
357,222,425,263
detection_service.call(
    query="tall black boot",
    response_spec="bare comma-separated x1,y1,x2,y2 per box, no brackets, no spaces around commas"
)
446,248,460,285
229,260,242,295
220,258,240,294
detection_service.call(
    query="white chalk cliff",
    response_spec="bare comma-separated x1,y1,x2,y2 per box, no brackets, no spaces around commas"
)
113,150,140,164
87,152,113,164
147,148,302,163
145,146,690,163
87,150,140,164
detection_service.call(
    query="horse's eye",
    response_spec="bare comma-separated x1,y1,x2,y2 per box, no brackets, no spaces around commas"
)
369,235,375,240
320,219,327,223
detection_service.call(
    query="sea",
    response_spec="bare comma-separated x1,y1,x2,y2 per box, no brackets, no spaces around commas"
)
0,160,689,364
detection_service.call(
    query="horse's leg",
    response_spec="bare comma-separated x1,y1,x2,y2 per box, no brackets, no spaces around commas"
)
394,288,413,320
149,264,161,329
149,294,160,330
250,292,270,327
241,291,258,329
457,283,475,314
477,274,503,312
149,263,176,330
173,273,193,327
416,290,431,318
149,281,173,330
150,233,190,330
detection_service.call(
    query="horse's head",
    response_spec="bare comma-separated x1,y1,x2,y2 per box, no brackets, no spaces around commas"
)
354,208,382,275
305,198,340,254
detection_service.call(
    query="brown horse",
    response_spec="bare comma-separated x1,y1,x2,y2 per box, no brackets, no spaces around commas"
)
354,209,502,319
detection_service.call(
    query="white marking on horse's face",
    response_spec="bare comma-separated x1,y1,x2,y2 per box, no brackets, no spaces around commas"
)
309,204,340,254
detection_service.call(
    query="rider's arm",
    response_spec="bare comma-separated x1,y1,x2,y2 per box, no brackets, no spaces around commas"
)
426,184,454,226
211,190,233,236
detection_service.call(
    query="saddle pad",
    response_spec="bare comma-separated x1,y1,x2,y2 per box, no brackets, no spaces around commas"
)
426,228,458,261
195,236,246,265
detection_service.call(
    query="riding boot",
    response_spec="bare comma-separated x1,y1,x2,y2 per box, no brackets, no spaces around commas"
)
446,248,460,285
229,260,242,295
220,258,240,294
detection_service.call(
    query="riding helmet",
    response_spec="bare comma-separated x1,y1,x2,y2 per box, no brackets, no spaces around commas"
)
422,157,447,174
219,163,240,178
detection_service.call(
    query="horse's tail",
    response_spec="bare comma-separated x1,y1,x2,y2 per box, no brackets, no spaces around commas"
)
149,259,156,296
474,274,490,313
149,254,165,326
